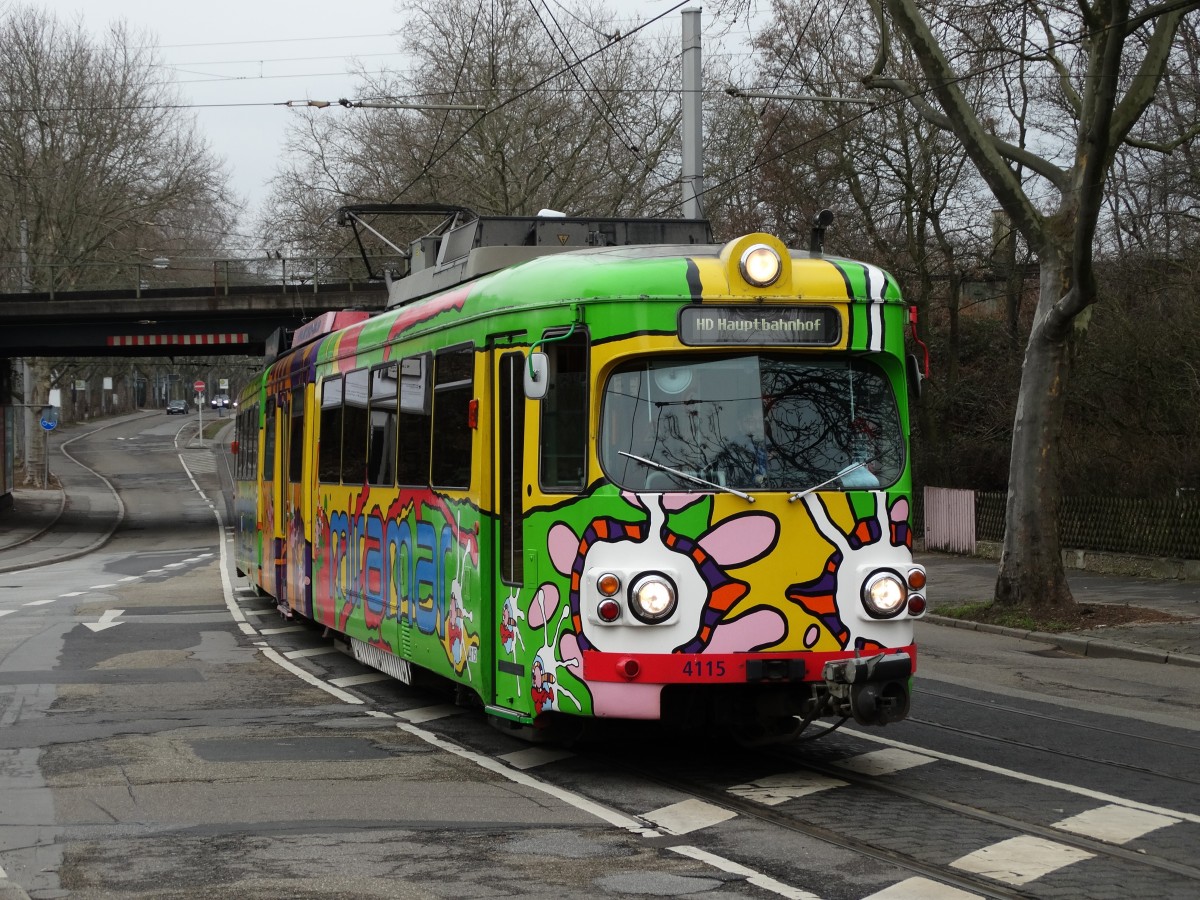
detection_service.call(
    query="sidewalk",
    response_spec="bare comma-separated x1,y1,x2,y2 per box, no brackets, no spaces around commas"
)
918,552,1200,667
2,449,1197,665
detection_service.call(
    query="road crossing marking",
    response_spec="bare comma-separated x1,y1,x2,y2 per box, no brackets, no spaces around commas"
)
59,591,85,597
23,599,56,606
644,799,737,835
950,835,1093,885
329,673,391,688
258,625,306,635
283,647,339,660
727,771,847,805
394,704,461,724
1052,803,1181,844
499,747,576,770
89,583,118,589
831,748,936,776
862,876,981,899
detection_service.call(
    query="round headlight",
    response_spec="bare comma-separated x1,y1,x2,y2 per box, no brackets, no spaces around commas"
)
628,573,677,623
739,244,782,287
862,570,908,619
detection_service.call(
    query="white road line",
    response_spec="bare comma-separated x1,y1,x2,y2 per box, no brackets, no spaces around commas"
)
862,876,981,899
643,798,737,835
258,646,362,704
950,835,1092,885
0,610,14,619
397,717,658,835
89,583,118,589
669,845,823,900
23,599,56,606
119,576,140,583
832,748,936,777
59,591,85,597
258,625,306,635
842,726,1200,825
499,747,576,770
240,608,278,617
1052,804,1180,844
727,771,847,806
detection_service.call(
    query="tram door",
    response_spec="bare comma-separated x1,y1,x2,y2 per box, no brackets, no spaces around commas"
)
282,386,311,617
491,334,588,716
262,396,281,597
492,351,527,709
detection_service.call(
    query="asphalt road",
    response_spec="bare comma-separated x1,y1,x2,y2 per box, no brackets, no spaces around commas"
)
1,414,1198,899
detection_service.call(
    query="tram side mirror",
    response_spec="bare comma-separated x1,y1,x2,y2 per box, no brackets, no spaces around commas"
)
525,352,549,400
907,354,925,400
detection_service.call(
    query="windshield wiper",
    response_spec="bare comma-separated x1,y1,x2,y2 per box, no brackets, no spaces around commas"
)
788,460,872,503
618,451,755,503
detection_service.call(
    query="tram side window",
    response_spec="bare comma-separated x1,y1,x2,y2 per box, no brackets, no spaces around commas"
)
288,388,305,485
342,369,369,485
245,403,259,480
264,398,276,482
318,377,342,484
397,354,432,486
368,364,398,486
540,329,588,491
431,345,474,489
247,405,259,482
236,409,256,480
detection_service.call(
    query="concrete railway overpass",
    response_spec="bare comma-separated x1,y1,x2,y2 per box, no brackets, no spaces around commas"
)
0,277,387,511
0,279,386,358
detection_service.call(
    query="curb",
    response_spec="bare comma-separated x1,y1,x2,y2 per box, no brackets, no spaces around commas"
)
924,614,1200,668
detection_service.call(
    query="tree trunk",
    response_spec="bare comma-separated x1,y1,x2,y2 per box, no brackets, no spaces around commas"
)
995,251,1074,610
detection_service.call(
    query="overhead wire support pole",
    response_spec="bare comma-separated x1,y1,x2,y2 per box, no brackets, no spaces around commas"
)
681,8,704,220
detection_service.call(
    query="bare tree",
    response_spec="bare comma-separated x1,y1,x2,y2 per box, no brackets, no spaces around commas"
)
0,5,236,485
260,0,690,257
0,6,235,291
859,0,1200,609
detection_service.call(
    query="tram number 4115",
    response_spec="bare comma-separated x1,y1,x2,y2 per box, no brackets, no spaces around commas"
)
680,659,727,679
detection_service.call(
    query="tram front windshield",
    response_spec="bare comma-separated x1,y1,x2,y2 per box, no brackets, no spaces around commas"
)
600,354,904,492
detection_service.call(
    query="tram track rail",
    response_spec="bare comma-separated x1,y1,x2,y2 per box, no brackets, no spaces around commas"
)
586,740,1200,899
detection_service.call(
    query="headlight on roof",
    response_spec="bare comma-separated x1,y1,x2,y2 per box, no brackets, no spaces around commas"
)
862,570,907,619
628,573,677,623
739,243,782,287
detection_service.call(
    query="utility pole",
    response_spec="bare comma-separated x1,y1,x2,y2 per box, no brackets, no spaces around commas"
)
681,8,704,220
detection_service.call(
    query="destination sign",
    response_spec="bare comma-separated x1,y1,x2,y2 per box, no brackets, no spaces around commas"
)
679,306,840,346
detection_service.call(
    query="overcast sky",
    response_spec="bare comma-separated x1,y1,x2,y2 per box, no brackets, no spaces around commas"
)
56,1,759,240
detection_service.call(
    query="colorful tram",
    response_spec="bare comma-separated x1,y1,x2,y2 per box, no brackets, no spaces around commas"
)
232,211,928,741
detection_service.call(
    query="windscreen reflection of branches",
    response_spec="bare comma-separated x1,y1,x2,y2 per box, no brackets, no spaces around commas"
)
602,356,903,492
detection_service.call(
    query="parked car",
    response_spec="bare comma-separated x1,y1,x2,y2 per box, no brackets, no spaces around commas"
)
166,400,189,415
211,394,232,408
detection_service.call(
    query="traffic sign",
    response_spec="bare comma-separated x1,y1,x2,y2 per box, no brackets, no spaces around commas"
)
193,380,205,393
